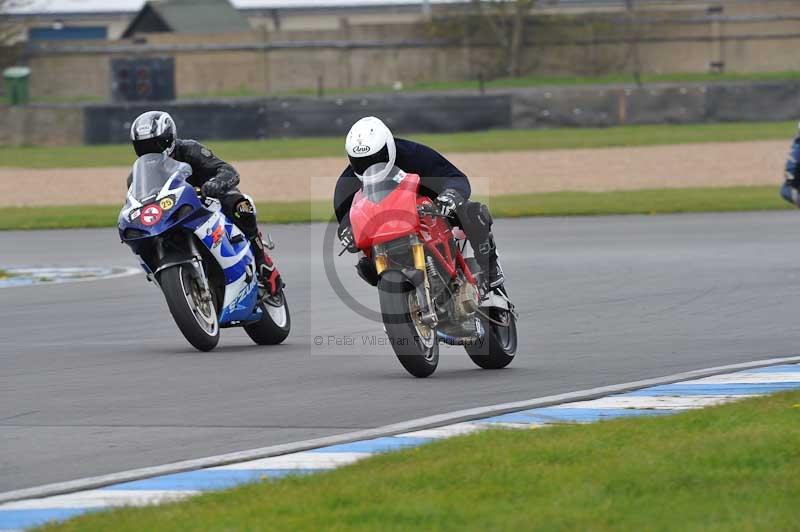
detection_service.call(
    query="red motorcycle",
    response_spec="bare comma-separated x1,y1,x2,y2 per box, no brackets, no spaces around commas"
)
348,164,518,377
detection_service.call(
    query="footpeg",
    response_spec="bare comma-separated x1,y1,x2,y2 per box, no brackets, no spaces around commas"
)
263,233,275,250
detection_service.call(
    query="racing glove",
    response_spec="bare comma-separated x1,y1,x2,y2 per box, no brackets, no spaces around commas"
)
201,179,227,199
435,189,465,218
338,223,359,254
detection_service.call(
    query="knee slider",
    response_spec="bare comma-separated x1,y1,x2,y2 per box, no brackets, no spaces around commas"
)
235,198,255,217
477,203,493,227
233,198,258,234
460,201,493,228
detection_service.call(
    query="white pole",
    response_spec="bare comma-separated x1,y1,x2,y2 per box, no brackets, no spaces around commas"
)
422,0,431,19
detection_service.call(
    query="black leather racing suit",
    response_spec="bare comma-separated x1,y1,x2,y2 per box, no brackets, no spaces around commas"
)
334,138,500,284
780,136,800,206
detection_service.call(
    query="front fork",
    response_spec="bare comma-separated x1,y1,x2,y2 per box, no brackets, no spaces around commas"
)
410,241,438,326
374,237,438,327
186,238,213,304
141,233,214,308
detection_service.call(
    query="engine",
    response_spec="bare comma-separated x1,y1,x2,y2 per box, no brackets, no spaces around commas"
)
426,256,480,319
452,279,480,319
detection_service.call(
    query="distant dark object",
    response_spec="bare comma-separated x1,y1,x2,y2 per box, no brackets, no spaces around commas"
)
111,58,175,103
122,0,250,38
28,26,108,41
3,67,31,106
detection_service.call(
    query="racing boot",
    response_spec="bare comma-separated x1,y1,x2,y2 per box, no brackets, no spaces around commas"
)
457,201,504,291
474,234,505,291
250,233,282,297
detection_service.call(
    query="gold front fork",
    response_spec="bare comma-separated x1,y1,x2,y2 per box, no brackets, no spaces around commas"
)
374,254,388,275
411,242,437,326
411,242,426,271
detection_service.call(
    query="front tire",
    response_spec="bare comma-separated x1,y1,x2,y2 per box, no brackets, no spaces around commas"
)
159,264,220,352
378,273,439,378
466,306,517,369
244,289,291,345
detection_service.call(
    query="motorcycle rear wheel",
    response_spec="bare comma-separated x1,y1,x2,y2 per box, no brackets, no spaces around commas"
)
378,273,439,378
244,289,291,345
465,306,517,370
159,264,220,352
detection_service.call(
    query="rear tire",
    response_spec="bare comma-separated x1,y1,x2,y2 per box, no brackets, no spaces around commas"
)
244,289,291,345
378,273,439,378
466,307,517,370
159,264,220,352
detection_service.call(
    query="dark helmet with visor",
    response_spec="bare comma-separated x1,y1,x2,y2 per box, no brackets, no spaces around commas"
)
130,111,177,157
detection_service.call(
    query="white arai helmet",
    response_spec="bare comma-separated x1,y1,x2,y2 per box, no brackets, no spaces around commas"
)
345,116,396,183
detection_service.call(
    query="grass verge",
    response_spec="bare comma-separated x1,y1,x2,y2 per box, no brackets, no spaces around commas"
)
28,72,800,104
0,121,794,169
42,390,800,531
1,186,788,231
181,71,800,100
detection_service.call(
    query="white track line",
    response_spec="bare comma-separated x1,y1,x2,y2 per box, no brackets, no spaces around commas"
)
555,395,744,410
210,452,370,471
0,490,198,511
396,422,487,439
689,372,800,384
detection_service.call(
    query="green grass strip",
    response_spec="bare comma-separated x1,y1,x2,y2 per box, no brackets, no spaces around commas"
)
32,72,800,104
484,186,790,217
0,121,794,169
41,390,800,531
410,70,800,91
1,186,789,231
180,71,800,100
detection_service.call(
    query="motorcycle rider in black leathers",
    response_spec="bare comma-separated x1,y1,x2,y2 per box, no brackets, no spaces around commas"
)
334,116,504,290
780,123,800,207
128,111,280,295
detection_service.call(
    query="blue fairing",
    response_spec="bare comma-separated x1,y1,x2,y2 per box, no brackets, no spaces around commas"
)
200,215,261,324
118,184,207,241
119,178,261,326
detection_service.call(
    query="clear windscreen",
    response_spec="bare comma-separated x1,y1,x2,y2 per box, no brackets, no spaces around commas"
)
361,163,404,203
129,153,190,201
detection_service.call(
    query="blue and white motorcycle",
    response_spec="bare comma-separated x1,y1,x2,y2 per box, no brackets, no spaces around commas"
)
119,153,290,351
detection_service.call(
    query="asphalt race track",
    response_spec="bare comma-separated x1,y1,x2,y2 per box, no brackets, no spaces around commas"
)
2,212,798,492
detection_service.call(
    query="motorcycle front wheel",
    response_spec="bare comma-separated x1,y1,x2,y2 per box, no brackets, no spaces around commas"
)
378,272,439,378
159,264,220,352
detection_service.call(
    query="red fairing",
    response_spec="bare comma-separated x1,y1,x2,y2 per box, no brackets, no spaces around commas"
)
349,171,477,285
350,173,422,250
